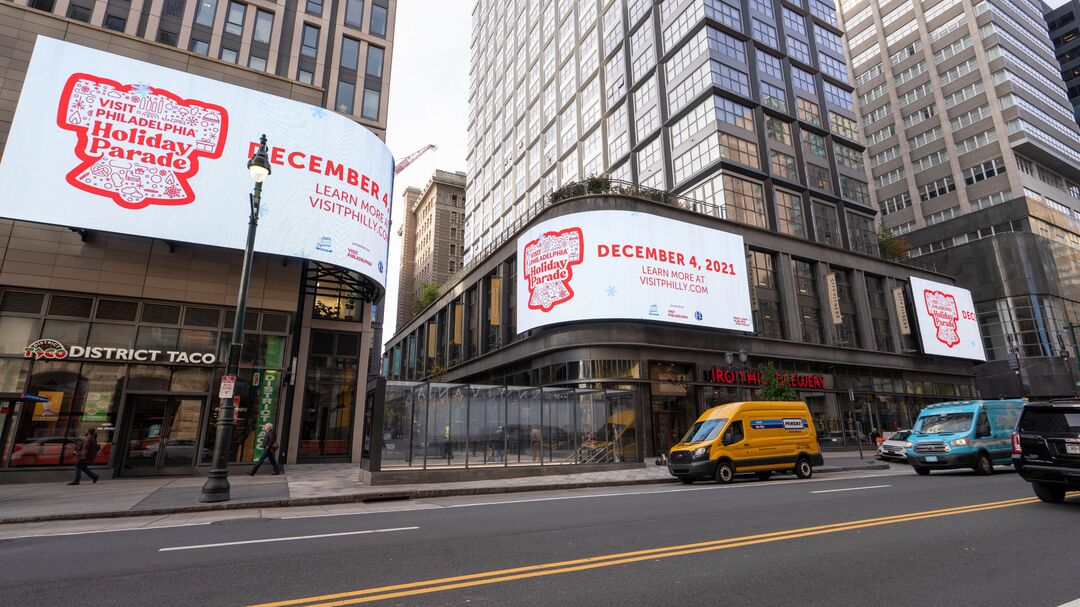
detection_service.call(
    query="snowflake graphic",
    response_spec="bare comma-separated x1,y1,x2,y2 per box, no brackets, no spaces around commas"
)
130,83,153,99
606,286,617,296
163,185,182,198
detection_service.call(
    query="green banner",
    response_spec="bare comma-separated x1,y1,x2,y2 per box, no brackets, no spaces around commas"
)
252,369,281,460
82,391,112,422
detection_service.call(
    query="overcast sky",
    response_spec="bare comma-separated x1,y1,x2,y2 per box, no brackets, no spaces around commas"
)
382,0,471,343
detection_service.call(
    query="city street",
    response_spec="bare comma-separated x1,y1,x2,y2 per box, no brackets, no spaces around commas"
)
2,466,1077,606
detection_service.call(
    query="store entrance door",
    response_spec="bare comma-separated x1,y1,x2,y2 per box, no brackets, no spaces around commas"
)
119,396,204,476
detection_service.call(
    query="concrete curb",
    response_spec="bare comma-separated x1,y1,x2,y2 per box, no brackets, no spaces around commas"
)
0,462,888,525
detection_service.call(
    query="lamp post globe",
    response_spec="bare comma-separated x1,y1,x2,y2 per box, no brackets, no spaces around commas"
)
200,134,270,503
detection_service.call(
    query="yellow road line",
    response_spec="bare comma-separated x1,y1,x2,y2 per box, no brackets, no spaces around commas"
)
249,496,1038,607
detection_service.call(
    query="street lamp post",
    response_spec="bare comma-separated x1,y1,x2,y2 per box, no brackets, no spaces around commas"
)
200,135,271,503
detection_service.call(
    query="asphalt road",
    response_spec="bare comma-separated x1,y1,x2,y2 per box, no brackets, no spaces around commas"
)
2,466,1078,607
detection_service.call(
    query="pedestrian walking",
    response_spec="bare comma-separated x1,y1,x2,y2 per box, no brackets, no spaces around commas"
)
530,425,542,462
248,423,281,476
68,429,99,485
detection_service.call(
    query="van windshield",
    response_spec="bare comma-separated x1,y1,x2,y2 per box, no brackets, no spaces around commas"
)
682,418,728,443
914,413,972,435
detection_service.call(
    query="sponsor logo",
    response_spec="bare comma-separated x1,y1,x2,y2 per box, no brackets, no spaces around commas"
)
923,289,960,347
24,339,68,360
648,304,659,317
316,236,333,253
783,418,806,431
733,316,751,328
378,261,384,273
523,227,584,312
57,73,228,209
694,311,703,321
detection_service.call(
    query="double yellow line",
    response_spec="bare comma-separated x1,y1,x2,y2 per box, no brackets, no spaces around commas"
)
249,496,1038,607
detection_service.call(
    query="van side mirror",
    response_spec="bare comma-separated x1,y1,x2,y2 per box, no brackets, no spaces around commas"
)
722,431,734,445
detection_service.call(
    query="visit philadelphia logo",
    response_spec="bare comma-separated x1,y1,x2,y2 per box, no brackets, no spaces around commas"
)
316,236,333,253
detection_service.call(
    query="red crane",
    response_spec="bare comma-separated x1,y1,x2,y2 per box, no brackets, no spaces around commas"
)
394,144,438,176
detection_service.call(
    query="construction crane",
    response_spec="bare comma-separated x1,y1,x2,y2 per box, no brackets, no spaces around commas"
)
394,144,438,176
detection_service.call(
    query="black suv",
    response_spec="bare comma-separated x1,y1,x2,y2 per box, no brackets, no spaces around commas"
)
1012,401,1080,503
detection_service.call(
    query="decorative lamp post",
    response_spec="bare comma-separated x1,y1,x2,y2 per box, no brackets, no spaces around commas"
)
200,135,271,503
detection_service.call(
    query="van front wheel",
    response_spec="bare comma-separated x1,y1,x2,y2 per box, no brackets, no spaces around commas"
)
974,453,994,476
795,457,813,479
715,461,735,484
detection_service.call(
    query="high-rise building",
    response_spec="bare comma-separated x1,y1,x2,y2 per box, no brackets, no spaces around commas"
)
840,0,1080,234
465,0,876,263
840,0,1080,397
1045,0,1080,126
395,170,467,328
14,0,395,138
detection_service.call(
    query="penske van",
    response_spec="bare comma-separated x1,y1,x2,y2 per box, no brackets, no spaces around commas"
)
667,401,824,484
907,399,1023,475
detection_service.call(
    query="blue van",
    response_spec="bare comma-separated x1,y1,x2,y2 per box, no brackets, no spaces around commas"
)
907,400,1024,476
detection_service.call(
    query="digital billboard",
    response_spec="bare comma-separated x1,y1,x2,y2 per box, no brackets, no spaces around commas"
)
908,276,986,361
516,210,754,333
0,37,394,287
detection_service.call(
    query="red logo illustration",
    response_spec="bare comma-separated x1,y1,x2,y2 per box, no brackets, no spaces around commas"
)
523,227,584,312
923,289,960,347
57,73,228,209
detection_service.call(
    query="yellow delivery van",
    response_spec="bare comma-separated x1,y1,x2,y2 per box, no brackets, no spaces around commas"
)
667,401,824,484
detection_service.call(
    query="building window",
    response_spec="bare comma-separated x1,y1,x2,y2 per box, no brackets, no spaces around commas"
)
195,0,217,26
297,68,314,85
28,0,56,12
336,81,355,114
157,30,179,46
67,3,93,22
104,15,127,32
813,200,840,247
300,24,320,58
797,97,821,126
225,1,245,36
793,260,817,297
799,306,823,344
449,260,456,272
341,37,360,71
190,39,210,55
362,87,381,120
770,151,798,181
747,250,785,339
847,212,878,256
253,9,274,44
307,0,324,17
807,164,832,193
766,117,792,146
219,47,239,63
776,190,807,239
366,45,385,78
371,0,388,37
248,55,267,71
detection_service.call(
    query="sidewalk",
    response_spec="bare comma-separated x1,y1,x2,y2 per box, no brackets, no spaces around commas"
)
0,451,887,524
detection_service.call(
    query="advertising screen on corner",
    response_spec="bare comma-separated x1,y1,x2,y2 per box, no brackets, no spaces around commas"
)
516,210,754,333
0,37,394,287
908,276,986,361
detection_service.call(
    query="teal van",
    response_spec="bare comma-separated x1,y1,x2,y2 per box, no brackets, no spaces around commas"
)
907,400,1024,476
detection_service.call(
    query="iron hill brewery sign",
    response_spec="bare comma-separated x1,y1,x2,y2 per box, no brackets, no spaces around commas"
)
706,367,826,390
23,339,216,364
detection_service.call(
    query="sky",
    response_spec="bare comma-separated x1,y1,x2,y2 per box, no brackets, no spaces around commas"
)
382,0,471,344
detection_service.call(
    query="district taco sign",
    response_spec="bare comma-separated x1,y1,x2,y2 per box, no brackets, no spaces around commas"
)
23,339,216,364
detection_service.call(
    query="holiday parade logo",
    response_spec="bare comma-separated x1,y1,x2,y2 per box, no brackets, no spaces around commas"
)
923,289,960,348
57,73,228,209
523,227,584,312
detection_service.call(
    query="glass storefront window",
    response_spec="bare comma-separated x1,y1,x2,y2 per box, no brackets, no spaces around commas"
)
8,362,83,467
171,367,213,392
127,365,172,391
0,359,30,393
179,329,217,353
0,317,41,354
136,326,178,350
42,319,89,345
88,323,136,349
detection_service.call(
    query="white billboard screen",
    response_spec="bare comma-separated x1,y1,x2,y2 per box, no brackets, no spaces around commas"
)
516,210,754,332
909,276,986,361
0,37,394,287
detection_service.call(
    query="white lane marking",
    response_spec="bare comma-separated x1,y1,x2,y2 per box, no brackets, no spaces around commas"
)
157,526,418,552
810,484,892,494
1058,600,1080,607
5,521,215,540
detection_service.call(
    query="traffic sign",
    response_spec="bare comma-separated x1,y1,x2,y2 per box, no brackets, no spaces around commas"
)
219,374,237,399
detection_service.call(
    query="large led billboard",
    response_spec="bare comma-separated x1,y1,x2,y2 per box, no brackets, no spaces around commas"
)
0,37,394,287
516,210,754,333
908,276,986,361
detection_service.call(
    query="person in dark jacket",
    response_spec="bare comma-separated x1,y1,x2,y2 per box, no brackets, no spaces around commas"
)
69,430,99,485
248,423,281,475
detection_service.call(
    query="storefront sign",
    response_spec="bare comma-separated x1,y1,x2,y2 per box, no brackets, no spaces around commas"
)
706,368,826,390
908,276,986,361
82,392,112,422
826,273,842,325
893,287,912,335
0,37,394,287
516,210,753,332
252,370,281,460
32,391,64,422
23,340,216,364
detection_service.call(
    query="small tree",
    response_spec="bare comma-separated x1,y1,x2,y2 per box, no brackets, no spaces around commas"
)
413,282,440,314
757,362,798,401
877,226,909,260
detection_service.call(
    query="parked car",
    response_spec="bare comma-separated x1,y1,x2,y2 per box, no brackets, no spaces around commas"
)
1013,400,1080,503
10,436,111,465
908,400,1023,475
878,430,912,461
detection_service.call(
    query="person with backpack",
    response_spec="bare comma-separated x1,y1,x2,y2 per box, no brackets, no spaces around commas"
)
248,423,281,475
68,429,99,485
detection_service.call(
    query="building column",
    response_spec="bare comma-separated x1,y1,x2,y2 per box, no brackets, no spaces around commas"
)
777,253,801,342
852,270,877,351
